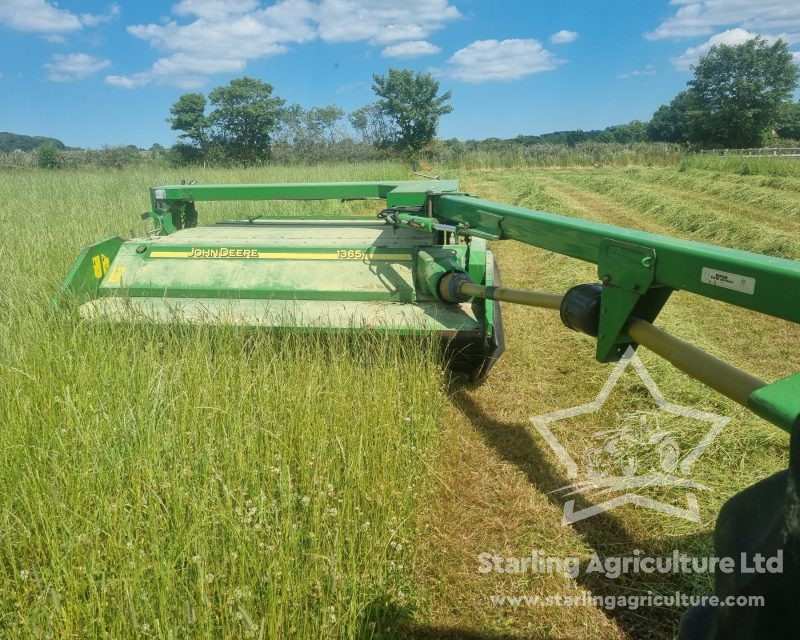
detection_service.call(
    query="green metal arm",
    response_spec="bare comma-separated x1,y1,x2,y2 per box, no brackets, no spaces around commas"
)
150,180,458,204
147,180,461,233
431,194,800,327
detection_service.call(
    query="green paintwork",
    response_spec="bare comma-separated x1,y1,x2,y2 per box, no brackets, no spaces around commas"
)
55,179,800,429
748,373,800,433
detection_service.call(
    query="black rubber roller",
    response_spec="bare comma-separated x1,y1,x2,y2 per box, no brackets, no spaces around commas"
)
560,283,603,337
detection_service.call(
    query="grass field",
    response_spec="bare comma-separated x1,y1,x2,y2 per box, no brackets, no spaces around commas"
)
0,158,797,638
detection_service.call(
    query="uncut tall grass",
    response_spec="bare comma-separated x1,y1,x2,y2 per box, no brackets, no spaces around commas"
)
0,164,445,638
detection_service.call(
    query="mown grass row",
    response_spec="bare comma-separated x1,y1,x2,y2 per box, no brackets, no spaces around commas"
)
545,169,800,259
0,164,446,638
621,167,800,220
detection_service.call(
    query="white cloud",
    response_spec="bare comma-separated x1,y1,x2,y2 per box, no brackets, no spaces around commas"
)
107,54,249,88
381,40,441,58
44,53,111,82
441,38,563,83
670,28,800,69
617,64,655,79
108,0,461,88
647,0,800,40
644,3,800,70
110,0,314,87
0,0,119,33
550,29,578,44
0,0,81,32
315,0,460,44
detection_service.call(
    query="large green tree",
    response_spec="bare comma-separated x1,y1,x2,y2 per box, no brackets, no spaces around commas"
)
168,77,284,163
371,69,453,151
685,37,798,147
207,77,284,162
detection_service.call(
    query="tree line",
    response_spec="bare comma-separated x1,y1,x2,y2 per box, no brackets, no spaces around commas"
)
167,38,799,166
9,38,800,170
168,69,452,164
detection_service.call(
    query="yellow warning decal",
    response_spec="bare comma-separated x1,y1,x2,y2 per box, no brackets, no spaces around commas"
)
148,248,411,261
92,253,110,279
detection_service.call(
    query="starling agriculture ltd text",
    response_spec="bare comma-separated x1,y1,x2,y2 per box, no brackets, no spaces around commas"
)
477,549,785,580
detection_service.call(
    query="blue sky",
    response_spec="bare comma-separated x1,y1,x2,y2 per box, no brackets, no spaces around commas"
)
1,0,799,148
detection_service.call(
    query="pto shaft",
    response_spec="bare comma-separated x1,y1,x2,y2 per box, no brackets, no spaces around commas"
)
458,281,563,310
626,318,766,407
449,276,767,412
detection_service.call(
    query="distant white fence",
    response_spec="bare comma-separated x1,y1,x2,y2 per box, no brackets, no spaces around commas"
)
700,147,800,157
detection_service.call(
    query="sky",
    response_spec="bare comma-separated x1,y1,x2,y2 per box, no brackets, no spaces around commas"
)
1,0,799,148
